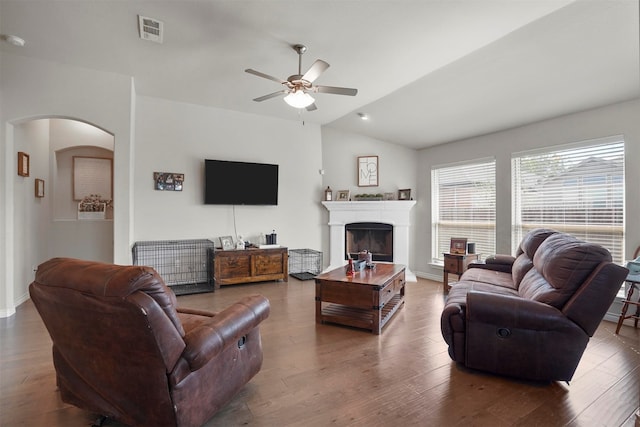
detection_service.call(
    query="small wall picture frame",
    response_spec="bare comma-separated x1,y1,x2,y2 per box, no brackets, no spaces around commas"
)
450,238,468,255
398,188,411,200
35,179,45,198
18,152,30,177
357,155,378,187
154,172,184,191
336,190,350,201
220,236,234,250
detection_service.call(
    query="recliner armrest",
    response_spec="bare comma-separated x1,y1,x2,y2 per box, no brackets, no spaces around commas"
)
465,290,589,381
181,294,270,371
467,291,568,330
468,254,516,274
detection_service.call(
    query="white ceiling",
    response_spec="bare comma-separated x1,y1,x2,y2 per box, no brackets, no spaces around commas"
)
1,0,638,149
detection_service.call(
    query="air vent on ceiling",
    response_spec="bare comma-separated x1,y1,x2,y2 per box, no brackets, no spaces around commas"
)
138,15,164,44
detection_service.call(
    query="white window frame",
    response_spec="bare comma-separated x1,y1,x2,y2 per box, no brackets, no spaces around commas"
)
431,158,496,263
511,135,625,263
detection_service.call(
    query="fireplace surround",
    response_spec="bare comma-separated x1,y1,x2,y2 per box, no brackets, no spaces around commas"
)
322,200,416,281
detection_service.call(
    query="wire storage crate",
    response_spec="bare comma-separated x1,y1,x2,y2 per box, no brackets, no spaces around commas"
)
289,249,323,281
132,239,216,295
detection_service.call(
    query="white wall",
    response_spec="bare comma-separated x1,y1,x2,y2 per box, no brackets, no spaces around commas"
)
133,96,324,253
414,98,640,280
320,127,418,268
12,120,50,306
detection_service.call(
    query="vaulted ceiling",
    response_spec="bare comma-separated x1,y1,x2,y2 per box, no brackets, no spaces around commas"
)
1,0,638,149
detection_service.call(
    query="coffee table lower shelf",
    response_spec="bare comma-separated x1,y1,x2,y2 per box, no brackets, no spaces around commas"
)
319,294,404,333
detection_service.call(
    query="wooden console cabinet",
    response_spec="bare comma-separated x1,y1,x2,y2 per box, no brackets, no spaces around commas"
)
213,247,288,288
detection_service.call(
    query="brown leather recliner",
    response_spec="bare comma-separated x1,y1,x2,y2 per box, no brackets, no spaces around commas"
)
441,229,628,382
29,257,270,427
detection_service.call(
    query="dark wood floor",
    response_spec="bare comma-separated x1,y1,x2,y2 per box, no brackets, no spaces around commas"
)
1,276,639,426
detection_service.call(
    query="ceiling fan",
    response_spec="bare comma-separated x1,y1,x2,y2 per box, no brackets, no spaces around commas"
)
245,44,358,111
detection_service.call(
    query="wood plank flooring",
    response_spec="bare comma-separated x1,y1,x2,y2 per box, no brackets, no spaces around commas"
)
1,276,638,426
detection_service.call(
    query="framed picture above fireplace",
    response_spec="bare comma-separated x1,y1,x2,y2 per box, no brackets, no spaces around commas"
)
357,155,378,187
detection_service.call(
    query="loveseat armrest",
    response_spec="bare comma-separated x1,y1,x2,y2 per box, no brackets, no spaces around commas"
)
468,254,516,274
465,291,589,381
467,290,565,328
181,294,270,371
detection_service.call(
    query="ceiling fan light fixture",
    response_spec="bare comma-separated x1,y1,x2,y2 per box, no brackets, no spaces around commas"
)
284,89,315,108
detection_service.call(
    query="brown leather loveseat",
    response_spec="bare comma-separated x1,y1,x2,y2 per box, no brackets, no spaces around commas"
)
441,228,628,382
29,257,270,427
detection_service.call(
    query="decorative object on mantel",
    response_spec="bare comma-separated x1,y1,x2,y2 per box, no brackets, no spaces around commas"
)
78,194,111,220
324,186,332,201
35,179,45,198
336,190,350,201
384,192,395,200
357,155,378,187
17,151,29,177
354,193,384,201
398,188,411,200
154,172,184,191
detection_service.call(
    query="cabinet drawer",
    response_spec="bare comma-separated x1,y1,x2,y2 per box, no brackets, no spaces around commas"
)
444,257,460,273
254,254,284,276
380,274,405,306
218,255,251,278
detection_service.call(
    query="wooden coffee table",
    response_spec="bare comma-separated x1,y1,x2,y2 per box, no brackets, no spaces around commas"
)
315,263,406,334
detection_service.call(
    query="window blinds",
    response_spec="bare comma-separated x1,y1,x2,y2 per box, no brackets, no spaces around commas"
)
512,138,624,263
432,159,496,262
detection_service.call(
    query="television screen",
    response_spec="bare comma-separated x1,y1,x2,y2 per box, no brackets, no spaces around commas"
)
204,159,279,205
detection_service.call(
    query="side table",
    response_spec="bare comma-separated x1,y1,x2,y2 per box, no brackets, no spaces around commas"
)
443,253,479,293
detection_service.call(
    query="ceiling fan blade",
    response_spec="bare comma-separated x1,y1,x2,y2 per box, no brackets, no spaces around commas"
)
306,103,318,112
314,85,358,96
245,69,287,84
302,60,329,83
253,90,287,102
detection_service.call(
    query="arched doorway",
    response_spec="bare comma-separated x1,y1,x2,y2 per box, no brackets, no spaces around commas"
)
9,117,114,315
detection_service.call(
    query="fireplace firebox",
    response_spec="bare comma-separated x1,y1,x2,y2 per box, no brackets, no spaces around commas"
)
345,222,393,262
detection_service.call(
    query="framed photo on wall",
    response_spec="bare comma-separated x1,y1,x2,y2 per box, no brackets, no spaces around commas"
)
35,179,45,198
357,155,378,187
18,152,30,177
154,172,184,191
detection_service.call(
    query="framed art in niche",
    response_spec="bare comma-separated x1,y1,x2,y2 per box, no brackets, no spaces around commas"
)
73,156,113,201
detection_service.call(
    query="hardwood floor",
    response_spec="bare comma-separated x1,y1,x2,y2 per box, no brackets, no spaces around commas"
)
1,276,638,426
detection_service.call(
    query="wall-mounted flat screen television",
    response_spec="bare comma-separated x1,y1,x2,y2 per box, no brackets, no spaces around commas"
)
204,159,279,205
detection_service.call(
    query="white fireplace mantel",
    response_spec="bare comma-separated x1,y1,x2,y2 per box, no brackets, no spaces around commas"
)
322,200,416,281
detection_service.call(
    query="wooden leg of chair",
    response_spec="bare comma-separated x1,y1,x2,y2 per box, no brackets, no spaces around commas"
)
615,285,635,334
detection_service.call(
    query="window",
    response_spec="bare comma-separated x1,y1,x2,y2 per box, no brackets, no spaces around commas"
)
512,137,624,263
432,159,496,263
